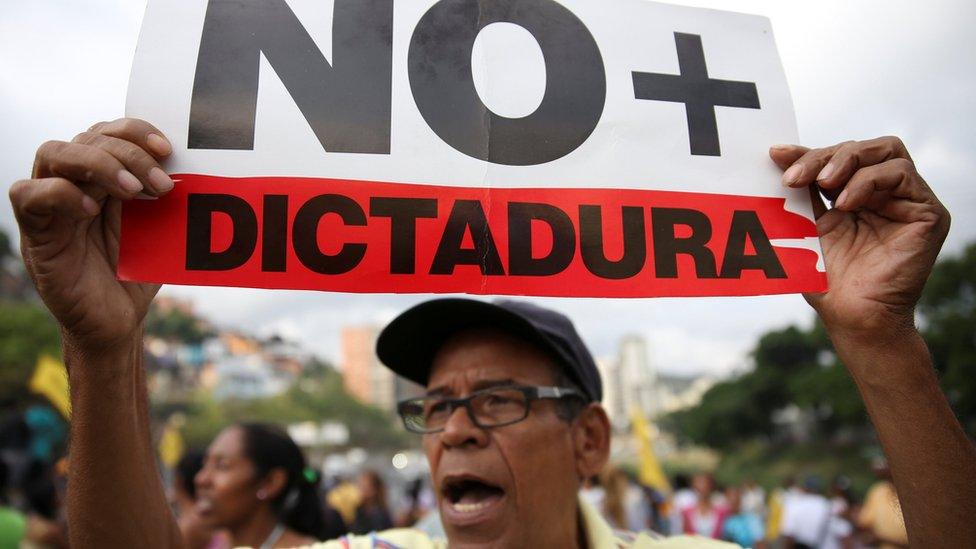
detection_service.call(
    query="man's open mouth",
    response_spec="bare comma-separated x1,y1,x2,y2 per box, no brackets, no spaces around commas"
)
442,476,506,515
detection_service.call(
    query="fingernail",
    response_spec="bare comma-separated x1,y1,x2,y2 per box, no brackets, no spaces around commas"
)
149,167,174,192
770,144,792,151
81,195,100,216
147,133,172,156
835,189,849,209
118,170,143,193
782,164,802,186
817,163,835,181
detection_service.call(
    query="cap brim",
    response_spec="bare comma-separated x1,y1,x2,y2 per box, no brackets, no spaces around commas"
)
376,298,564,389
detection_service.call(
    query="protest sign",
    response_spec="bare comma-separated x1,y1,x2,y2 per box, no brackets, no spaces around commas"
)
120,0,827,297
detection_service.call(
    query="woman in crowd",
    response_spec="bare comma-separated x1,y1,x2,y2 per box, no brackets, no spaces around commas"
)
721,486,764,548
601,467,630,530
195,423,328,548
681,473,729,539
350,470,393,535
172,450,227,549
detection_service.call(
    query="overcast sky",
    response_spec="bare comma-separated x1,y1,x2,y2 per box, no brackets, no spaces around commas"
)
2,0,974,377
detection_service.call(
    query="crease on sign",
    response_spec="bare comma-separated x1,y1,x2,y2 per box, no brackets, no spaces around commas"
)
477,3,492,295
779,189,826,273
769,237,825,272
476,2,491,163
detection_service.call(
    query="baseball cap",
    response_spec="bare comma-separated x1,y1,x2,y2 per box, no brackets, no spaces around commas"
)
376,298,602,403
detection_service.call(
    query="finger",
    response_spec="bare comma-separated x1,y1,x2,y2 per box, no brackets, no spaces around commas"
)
9,177,100,233
73,132,174,196
834,158,935,214
89,118,172,158
768,144,809,170
813,136,912,191
780,142,850,188
32,140,146,200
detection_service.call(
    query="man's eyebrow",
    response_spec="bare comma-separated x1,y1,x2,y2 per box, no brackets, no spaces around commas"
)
425,386,450,397
472,378,517,391
424,378,517,397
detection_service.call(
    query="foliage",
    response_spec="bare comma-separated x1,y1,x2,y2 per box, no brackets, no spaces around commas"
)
145,306,214,344
0,301,61,405
0,229,11,261
663,323,864,449
713,440,876,498
918,243,976,431
158,367,412,451
663,242,976,467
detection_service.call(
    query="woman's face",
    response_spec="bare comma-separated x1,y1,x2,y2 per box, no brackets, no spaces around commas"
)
194,427,266,529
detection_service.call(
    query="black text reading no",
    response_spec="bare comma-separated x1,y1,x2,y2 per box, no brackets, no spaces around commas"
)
189,1,763,162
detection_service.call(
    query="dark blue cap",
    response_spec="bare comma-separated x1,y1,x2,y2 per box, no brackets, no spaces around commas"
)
376,298,602,403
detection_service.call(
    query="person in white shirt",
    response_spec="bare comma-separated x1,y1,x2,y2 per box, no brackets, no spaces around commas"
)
781,476,832,549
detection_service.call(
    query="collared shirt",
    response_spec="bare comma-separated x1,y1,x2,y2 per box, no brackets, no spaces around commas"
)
279,498,739,549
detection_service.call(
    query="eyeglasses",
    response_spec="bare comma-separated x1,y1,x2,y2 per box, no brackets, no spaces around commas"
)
396,385,584,434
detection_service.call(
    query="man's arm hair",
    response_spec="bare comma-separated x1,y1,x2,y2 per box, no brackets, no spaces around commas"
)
831,328,976,548
65,333,184,548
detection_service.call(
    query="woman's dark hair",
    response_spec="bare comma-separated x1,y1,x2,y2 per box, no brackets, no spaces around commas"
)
236,422,327,539
175,449,206,500
359,470,388,508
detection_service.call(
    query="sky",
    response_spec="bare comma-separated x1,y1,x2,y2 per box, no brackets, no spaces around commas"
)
1,0,974,377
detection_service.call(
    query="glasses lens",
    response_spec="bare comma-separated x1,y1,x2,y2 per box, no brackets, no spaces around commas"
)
470,388,529,427
399,397,453,433
399,399,428,433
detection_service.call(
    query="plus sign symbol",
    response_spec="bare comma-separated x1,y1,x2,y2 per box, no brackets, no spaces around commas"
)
633,32,761,157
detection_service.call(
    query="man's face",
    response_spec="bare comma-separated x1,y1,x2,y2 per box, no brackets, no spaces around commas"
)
423,328,583,548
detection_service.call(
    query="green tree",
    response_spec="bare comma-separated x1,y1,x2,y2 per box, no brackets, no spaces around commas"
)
664,241,976,449
918,243,976,432
0,229,11,261
163,366,410,450
0,301,61,405
145,307,214,344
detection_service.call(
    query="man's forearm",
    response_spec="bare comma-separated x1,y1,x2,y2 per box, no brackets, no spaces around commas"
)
829,327,976,548
65,332,183,548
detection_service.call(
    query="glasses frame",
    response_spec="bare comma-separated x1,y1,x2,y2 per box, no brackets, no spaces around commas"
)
396,385,585,434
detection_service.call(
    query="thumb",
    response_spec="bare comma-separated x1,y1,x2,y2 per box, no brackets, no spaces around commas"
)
768,144,809,170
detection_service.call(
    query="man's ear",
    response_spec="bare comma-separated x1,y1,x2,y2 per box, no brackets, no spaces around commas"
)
258,467,289,501
572,403,611,479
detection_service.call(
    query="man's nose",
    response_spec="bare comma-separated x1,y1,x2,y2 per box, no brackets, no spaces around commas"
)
438,403,489,448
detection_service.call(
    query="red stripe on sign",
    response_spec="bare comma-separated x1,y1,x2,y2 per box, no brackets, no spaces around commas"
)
118,174,826,298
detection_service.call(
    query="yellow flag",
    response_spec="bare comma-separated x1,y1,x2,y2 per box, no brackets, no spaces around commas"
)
631,407,670,492
158,422,185,469
29,354,71,419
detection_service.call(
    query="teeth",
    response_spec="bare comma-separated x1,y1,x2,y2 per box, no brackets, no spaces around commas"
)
452,501,490,513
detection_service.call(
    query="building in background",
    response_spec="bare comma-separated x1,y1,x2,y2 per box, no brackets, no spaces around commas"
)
600,335,657,430
654,374,716,416
341,325,424,414
599,334,716,430
212,355,290,400
342,325,393,411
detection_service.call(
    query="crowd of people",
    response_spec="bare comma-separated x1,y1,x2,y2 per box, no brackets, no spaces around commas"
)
0,401,68,548
0,396,912,549
580,464,909,548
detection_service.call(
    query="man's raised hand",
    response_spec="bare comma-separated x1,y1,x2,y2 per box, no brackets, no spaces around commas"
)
769,136,950,341
9,118,173,351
